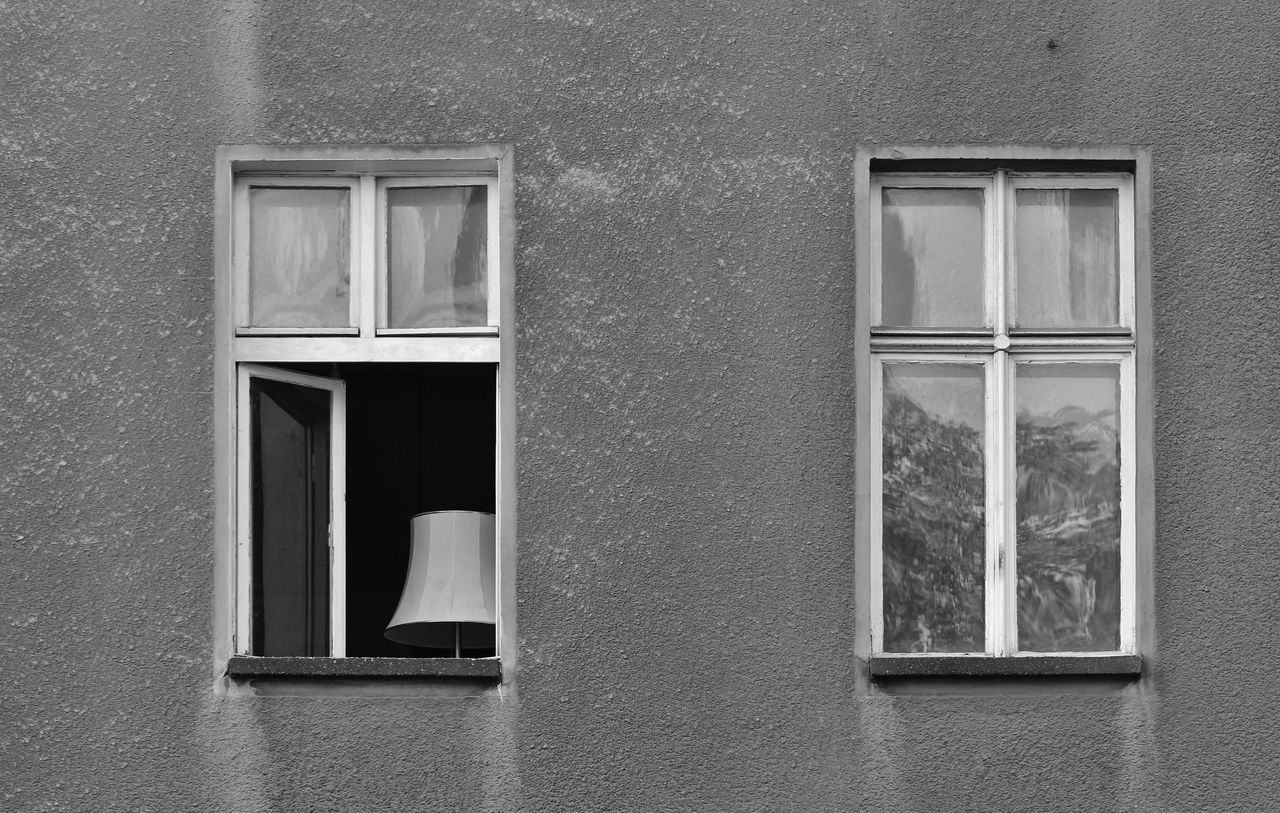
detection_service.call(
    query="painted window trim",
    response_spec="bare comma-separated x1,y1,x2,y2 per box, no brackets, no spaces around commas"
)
213,144,517,685
853,145,1154,679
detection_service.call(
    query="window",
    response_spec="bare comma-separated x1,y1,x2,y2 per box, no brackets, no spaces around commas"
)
855,147,1151,677
215,146,514,679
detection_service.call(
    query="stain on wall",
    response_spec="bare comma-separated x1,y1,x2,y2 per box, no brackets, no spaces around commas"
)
3,0,1280,810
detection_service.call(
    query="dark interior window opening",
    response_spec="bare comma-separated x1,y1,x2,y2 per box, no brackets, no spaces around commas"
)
251,362,496,658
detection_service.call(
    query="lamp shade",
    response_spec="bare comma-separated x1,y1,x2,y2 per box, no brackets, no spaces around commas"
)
384,510,496,649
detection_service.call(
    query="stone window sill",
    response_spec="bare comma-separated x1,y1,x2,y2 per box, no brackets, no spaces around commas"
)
869,654,1141,679
226,656,501,680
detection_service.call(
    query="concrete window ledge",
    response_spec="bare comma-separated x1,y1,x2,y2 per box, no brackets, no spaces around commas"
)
226,656,501,680
869,655,1142,679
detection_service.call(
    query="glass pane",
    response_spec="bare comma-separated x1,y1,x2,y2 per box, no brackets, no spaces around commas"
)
880,188,985,328
248,188,351,328
251,378,331,656
1015,364,1120,652
387,186,488,328
1014,189,1119,327
882,363,985,653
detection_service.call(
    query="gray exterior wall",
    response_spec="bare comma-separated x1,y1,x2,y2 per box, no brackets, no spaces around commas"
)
3,1,1278,810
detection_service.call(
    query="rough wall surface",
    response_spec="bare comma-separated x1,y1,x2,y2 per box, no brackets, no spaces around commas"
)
2,0,1278,810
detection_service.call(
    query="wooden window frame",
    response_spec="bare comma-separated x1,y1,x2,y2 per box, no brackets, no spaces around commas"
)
854,146,1153,679
213,145,516,683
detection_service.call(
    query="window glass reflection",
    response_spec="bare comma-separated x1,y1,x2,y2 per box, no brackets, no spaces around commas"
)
882,363,986,653
1015,363,1121,652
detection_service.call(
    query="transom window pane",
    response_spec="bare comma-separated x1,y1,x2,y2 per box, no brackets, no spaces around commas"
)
248,187,352,328
387,186,489,329
880,188,985,328
1015,363,1121,652
881,363,986,653
1013,189,1119,328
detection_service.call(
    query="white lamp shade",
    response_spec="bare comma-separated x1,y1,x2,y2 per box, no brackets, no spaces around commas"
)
384,510,496,649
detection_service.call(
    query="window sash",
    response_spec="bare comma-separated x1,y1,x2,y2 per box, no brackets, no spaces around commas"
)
870,175,998,330
233,176,362,336
870,350,1135,656
376,176,501,335
870,353,996,655
235,364,348,657
1005,175,1135,332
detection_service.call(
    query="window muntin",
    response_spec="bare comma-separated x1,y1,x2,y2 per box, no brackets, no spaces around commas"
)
869,169,1137,658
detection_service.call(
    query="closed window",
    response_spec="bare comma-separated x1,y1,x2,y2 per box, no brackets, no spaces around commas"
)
857,148,1151,676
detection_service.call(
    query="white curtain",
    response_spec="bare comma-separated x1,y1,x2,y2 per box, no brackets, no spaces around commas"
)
1015,190,1116,327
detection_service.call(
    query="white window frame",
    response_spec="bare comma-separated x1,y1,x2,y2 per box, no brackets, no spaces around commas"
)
214,145,516,679
855,146,1153,675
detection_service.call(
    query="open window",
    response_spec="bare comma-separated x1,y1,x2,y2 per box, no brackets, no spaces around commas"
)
216,146,514,680
237,365,345,657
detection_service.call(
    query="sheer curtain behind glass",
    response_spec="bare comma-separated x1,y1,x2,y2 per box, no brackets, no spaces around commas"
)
248,188,351,328
880,188,985,328
1014,189,1119,327
388,186,488,328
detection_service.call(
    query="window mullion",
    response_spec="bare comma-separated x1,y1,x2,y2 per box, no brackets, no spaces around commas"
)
358,174,377,336
983,351,1001,655
987,349,1014,655
987,170,1011,656
993,169,1008,335
1001,350,1019,655
995,170,1022,656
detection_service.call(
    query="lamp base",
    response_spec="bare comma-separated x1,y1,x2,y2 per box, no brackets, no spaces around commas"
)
384,620,495,657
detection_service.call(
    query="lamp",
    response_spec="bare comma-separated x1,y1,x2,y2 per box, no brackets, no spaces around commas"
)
384,510,495,657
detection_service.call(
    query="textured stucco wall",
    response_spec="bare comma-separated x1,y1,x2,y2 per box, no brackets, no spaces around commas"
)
3,0,1279,810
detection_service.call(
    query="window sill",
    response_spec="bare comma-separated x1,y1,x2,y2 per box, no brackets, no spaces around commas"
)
226,656,501,680
869,654,1141,679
